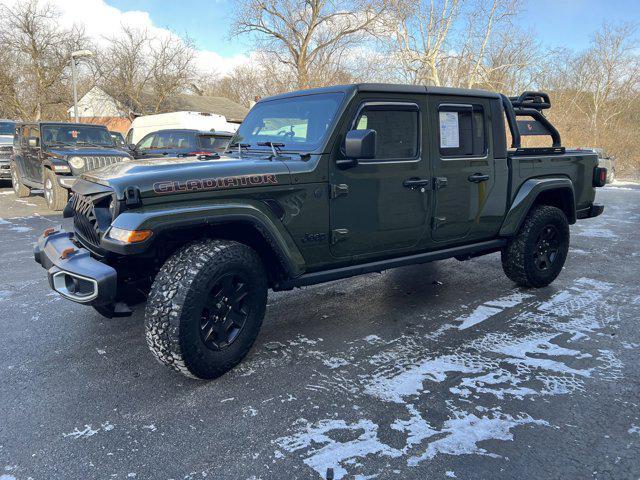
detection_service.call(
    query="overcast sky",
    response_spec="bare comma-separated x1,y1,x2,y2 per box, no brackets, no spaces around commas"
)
8,0,640,74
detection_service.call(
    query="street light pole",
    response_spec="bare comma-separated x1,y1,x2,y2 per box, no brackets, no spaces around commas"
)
71,58,78,121
69,49,93,122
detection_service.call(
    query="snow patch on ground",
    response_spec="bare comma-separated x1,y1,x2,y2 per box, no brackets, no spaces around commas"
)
574,227,617,238
63,422,114,439
276,419,402,479
274,277,624,478
457,291,533,330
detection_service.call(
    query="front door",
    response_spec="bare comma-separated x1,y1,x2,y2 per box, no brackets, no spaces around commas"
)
429,96,499,242
24,124,42,183
330,98,430,258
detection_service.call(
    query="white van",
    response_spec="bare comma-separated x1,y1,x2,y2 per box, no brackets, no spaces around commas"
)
125,111,239,145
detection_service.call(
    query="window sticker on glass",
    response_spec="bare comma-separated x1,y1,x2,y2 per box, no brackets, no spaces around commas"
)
439,111,459,148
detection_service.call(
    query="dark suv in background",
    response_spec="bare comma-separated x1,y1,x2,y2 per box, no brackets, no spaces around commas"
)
0,119,16,181
131,129,233,159
11,122,131,210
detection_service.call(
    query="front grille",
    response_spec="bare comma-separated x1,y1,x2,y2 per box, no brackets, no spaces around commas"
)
72,192,113,248
83,155,123,172
0,146,12,158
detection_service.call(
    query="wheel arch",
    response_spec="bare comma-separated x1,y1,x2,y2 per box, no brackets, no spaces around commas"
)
500,177,576,237
109,203,306,286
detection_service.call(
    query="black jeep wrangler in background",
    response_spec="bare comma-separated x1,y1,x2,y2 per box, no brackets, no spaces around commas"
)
11,122,131,210
34,84,606,380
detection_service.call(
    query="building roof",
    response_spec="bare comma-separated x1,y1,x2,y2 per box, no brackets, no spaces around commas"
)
71,87,249,124
137,92,249,123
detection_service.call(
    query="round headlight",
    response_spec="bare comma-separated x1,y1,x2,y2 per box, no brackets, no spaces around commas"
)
68,156,85,169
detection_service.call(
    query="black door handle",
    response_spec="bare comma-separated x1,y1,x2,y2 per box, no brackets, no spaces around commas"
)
403,177,431,188
468,173,490,183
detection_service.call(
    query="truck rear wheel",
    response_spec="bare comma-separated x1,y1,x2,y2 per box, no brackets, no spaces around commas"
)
43,169,68,211
501,205,569,288
145,239,268,379
10,162,30,198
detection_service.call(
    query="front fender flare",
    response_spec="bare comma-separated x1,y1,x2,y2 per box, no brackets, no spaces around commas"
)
499,177,575,237
106,200,306,277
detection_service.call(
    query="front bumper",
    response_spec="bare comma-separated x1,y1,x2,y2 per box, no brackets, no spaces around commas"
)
577,203,604,220
34,228,117,306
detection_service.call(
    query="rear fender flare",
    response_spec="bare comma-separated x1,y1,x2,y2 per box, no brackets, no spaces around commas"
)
499,177,575,237
108,201,306,278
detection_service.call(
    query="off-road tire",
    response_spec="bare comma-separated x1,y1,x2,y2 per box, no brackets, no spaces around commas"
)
43,169,68,211
501,205,569,288
10,162,30,198
145,239,268,379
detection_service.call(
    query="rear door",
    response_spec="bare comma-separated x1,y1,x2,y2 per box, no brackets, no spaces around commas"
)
330,96,431,258
429,96,502,242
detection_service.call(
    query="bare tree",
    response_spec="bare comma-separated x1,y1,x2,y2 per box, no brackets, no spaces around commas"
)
232,0,386,89
570,23,640,144
0,0,87,120
96,26,197,114
385,0,461,86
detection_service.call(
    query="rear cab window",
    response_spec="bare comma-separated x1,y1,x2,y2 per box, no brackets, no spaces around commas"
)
438,104,486,157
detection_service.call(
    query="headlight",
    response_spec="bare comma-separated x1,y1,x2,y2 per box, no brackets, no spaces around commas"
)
68,156,85,169
108,227,152,243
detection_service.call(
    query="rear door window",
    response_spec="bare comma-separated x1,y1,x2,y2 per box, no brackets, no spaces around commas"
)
438,104,486,157
153,132,196,150
198,135,231,152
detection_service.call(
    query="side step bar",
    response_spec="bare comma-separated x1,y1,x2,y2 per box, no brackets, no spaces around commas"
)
277,239,506,290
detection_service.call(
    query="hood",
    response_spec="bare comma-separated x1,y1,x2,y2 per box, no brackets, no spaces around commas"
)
47,146,128,157
80,154,292,200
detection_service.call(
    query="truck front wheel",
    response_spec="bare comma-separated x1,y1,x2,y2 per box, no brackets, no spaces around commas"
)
43,169,68,211
145,239,268,379
501,205,570,288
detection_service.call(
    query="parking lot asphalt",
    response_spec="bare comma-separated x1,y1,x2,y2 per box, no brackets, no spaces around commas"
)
0,180,639,480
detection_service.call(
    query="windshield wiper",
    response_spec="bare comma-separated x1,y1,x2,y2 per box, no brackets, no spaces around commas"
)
228,142,250,158
257,141,285,157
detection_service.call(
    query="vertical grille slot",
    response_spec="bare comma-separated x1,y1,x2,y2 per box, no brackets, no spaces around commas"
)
72,192,113,248
83,155,122,172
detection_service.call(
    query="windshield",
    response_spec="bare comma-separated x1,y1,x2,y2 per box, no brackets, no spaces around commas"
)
42,125,115,147
0,122,15,136
110,132,125,146
231,92,344,151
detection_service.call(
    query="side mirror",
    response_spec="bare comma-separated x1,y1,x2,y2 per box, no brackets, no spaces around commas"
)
340,129,376,167
28,137,40,148
128,144,137,151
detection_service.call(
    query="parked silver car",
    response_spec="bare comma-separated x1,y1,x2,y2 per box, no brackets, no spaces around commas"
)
576,147,616,183
0,119,16,181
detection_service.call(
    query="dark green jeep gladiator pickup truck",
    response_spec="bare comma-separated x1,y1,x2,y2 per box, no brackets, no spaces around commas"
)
34,84,606,379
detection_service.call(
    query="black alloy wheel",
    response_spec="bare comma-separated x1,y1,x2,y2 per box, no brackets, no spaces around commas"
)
533,224,561,271
200,273,251,350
